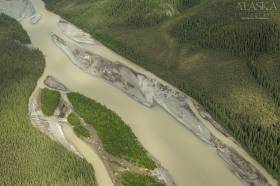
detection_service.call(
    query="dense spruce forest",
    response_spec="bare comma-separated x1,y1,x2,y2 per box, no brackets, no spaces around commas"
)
0,14,96,185
43,0,280,182
0,15,30,42
170,1,280,59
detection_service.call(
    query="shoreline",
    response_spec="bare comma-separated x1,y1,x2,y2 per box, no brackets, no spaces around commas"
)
51,20,277,186
33,76,175,186
1,0,278,185
28,82,114,186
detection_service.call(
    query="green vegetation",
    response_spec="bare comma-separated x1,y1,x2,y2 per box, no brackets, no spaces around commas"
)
249,54,280,108
103,0,167,27
67,112,91,138
170,0,280,59
67,92,156,170
120,172,165,186
0,14,96,185
0,14,30,43
179,51,280,178
43,0,280,181
40,88,61,116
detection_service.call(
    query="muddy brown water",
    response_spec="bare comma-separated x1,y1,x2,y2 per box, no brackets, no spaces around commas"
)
20,0,277,185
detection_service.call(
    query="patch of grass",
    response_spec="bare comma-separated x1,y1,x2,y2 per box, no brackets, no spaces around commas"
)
40,88,61,116
120,172,165,186
67,112,90,138
67,92,156,170
0,15,96,185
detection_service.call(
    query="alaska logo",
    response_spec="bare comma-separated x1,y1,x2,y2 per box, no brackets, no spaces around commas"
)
237,1,279,19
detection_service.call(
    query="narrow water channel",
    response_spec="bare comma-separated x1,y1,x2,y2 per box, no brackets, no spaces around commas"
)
62,124,114,186
19,0,270,186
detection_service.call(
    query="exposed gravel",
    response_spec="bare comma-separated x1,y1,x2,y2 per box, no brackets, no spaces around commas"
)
50,21,273,186
0,0,35,21
1,1,273,184
41,76,176,186
44,75,69,92
28,87,81,157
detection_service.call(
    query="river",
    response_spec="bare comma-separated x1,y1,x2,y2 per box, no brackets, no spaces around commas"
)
19,0,276,186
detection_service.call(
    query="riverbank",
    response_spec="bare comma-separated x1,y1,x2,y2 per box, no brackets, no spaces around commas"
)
41,0,280,183
29,78,114,186
33,76,175,185
0,11,96,186
4,0,277,185
50,23,274,186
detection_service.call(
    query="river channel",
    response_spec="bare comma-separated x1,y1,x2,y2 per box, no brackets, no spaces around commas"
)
18,0,276,185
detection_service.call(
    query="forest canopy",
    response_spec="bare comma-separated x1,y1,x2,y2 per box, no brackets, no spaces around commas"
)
0,14,96,185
